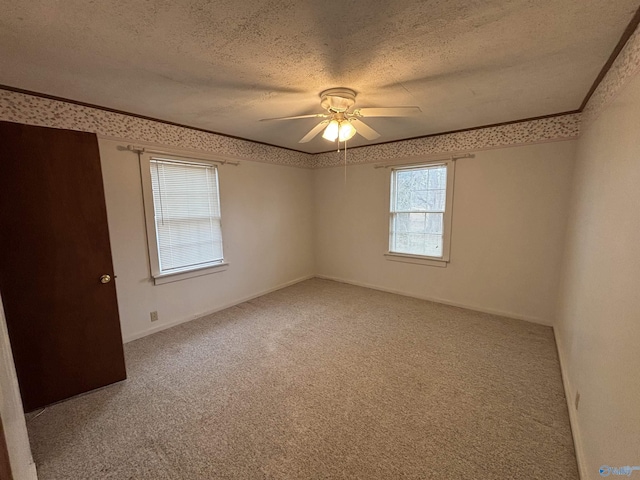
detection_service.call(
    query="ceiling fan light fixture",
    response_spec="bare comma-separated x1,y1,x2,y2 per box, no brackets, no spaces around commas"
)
338,121,356,141
264,87,411,145
322,119,340,141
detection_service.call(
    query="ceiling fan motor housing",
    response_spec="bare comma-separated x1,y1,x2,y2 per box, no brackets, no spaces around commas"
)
320,88,356,113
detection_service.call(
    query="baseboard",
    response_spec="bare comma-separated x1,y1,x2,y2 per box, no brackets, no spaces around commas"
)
554,327,587,480
314,274,552,326
125,272,551,342
122,274,315,343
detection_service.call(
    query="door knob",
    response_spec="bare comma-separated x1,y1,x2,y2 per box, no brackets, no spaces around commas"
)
100,274,111,284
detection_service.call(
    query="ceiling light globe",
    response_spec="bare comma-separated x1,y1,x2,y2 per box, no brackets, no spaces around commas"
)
322,120,339,141
338,121,356,141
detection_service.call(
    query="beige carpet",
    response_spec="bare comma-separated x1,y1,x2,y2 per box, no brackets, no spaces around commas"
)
26,278,578,479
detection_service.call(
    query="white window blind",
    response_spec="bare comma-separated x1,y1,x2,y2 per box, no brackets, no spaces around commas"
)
150,158,223,274
390,164,448,258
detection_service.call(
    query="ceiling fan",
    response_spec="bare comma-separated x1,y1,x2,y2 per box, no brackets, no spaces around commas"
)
260,88,421,144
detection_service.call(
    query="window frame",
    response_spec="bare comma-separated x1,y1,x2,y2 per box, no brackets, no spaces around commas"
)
386,159,456,267
139,152,228,285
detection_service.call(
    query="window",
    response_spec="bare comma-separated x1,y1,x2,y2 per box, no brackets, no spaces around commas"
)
388,160,455,264
140,154,226,284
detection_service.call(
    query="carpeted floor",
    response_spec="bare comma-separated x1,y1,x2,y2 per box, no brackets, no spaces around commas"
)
26,278,578,479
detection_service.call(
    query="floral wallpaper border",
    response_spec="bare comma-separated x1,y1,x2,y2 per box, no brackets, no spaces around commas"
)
312,114,581,168
0,89,312,168
582,22,640,126
0,88,584,169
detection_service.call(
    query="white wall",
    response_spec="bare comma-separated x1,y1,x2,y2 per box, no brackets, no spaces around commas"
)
98,139,315,342
0,295,37,480
555,72,640,478
314,140,576,324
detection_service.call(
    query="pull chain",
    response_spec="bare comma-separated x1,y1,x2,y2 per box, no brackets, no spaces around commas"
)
344,139,347,185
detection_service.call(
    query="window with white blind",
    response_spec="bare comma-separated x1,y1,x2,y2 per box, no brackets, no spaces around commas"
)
140,154,227,284
388,160,455,264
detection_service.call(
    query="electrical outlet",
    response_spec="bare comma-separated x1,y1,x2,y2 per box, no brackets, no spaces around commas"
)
575,391,580,411
150,311,159,322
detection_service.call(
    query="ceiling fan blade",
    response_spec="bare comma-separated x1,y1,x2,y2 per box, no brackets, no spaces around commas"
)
352,119,381,140
260,113,329,122
299,121,329,143
353,107,422,117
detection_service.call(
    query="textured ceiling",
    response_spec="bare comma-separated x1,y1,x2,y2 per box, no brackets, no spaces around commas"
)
0,0,638,153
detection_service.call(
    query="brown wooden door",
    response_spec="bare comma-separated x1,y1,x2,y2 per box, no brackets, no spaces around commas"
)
0,121,126,412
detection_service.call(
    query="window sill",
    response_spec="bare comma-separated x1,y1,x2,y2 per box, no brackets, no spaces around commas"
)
384,253,448,268
153,262,229,285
